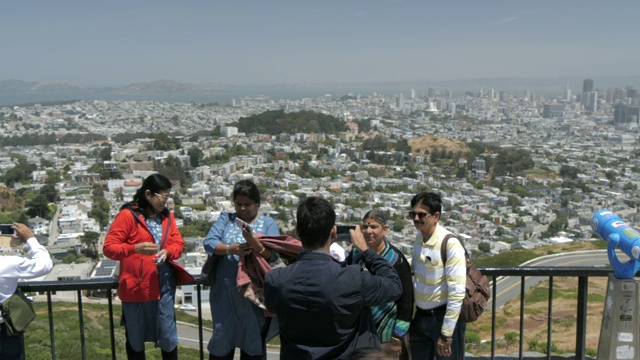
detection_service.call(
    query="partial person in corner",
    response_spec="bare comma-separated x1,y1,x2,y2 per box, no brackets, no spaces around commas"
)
346,210,413,359
409,191,467,359
204,179,280,360
103,173,185,360
264,196,402,360
0,223,53,360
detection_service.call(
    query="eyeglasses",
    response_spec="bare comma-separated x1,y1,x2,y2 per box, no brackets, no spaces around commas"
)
408,211,432,220
155,193,171,201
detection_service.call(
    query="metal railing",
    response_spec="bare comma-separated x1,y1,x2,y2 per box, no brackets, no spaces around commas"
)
17,266,611,360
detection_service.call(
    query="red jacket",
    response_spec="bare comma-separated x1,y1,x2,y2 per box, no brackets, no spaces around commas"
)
103,207,185,302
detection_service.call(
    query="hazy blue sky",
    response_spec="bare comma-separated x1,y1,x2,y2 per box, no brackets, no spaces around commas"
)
2,1,638,86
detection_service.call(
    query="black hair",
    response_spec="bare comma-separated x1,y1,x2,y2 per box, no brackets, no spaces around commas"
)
410,190,442,215
296,196,335,249
120,173,172,218
347,347,392,360
232,179,261,206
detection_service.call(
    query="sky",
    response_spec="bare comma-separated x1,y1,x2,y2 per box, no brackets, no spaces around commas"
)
2,1,639,87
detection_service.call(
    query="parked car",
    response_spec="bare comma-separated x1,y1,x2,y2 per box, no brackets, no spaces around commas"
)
178,304,197,312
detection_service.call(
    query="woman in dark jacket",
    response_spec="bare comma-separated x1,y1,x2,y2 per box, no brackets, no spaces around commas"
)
346,209,414,359
103,173,185,360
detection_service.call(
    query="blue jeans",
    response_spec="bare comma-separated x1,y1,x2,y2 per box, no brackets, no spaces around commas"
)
409,309,466,360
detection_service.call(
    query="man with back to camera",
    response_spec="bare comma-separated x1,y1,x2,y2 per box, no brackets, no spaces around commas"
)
0,223,53,360
409,191,467,359
264,196,403,360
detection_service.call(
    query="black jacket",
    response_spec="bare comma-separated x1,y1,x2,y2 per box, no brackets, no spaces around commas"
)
264,249,402,360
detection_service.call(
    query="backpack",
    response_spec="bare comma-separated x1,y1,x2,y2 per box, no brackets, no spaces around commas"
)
440,234,491,323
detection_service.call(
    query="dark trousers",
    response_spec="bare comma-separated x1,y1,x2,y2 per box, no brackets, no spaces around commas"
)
0,323,23,360
209,350,262,360
125,337,178,360
409,307,466,360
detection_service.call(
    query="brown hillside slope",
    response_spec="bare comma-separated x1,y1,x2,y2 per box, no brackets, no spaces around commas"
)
408,135,469,155
0,187,21,211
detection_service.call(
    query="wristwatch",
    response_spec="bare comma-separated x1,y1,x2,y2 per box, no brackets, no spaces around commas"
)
440,335,453,344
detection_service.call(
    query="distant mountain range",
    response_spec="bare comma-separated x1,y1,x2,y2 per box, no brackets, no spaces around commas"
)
0,79,231,95
1,76,640,106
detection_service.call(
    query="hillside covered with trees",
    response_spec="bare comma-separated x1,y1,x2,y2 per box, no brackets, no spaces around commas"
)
236,110,348,135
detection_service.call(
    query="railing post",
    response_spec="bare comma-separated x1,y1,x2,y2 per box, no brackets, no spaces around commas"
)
47,291,56,360
491,278,497,360
77,289,87,360
197,283,204,360
108,293,116,360
575,276,588,360
547,276,553,360
519,276,525,360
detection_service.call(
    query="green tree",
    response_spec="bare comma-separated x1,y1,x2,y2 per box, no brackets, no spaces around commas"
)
97,144,113,161
157,155,188,185
188,146,204,168
393,218,404,232
559,165,579,180
81,231,101,259
26,194,52,219
90,196,111,228
478,242,491,253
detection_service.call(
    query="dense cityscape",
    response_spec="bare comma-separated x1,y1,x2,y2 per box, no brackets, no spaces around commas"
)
1,78,639,299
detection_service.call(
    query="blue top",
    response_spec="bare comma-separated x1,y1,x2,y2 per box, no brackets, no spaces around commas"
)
203,212,280,357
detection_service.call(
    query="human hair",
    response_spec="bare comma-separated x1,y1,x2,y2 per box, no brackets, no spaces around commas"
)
346,347,392,360
296,196,335,250
232,179,261,206
362,209,388,227
410,190,442,215
121,173,172,217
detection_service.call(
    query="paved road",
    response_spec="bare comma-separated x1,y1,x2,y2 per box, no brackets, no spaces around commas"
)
177,322,280,359
489,249,625,309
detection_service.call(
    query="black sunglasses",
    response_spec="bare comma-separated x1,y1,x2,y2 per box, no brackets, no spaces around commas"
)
408,211,431,219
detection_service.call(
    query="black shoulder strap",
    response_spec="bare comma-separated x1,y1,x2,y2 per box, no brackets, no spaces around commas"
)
128,208,172,250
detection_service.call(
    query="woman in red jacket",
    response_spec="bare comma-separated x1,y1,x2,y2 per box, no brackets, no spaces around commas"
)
103,173,184,360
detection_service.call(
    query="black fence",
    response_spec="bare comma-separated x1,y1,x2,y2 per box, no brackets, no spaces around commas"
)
17,266,611,360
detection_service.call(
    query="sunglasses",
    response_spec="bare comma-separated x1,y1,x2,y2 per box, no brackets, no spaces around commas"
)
408,211,432,220
155,193,171,201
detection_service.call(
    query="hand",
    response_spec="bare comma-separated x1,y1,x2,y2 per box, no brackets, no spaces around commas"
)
229,243,251,256
243,232,262,250
349,225,368,252
12,223,34,243
381,340,402,358
155,249,168,265
437,335,453,357
135,242,159,255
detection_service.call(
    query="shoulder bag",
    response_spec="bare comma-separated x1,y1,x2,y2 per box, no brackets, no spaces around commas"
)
200,212,232,286
0,288,37,336
441,234,491,323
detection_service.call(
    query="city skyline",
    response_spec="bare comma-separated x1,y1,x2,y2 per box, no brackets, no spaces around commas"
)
2,1,639,87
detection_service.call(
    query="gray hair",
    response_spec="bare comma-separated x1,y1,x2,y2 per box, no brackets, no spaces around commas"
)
362,209,388,227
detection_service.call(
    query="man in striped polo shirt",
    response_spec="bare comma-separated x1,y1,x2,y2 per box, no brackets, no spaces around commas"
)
409,191,467,359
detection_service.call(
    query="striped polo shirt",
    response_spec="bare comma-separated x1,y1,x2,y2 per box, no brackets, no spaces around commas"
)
412,223,467,337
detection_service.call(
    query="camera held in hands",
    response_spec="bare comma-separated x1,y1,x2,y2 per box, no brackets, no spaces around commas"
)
235,217,253,234
335,225,356,242
0,224,14,235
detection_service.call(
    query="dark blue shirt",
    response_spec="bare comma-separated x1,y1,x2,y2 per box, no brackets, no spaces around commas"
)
264,248,402,360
